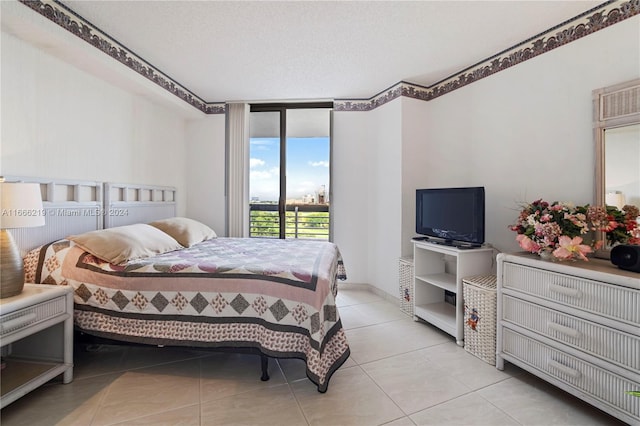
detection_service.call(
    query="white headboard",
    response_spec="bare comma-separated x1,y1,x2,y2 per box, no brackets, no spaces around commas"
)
104,182,176,228
2,177,177,252
2,176,103,254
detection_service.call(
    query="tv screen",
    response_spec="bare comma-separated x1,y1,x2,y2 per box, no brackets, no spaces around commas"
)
415,187,485,246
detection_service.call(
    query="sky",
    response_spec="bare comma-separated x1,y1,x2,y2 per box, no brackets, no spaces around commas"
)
250,137,329,202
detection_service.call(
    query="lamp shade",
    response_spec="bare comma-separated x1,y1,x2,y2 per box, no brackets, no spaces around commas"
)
0,182,45,229
605,191,626,211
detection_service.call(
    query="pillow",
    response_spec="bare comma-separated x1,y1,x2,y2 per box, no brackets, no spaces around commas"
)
149,217,217,247
68,224,183,264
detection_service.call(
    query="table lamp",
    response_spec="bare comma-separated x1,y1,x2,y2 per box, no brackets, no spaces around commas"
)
0,181,45,298
605,191,626,211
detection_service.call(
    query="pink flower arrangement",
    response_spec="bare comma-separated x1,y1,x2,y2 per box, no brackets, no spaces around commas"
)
586,204,640,246
510,199,640,261
553,236,592,261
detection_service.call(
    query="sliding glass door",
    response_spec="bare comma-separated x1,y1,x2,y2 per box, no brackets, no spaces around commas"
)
249,103,332,240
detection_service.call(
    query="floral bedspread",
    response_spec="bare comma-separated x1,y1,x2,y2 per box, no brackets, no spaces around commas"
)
25,238,349,392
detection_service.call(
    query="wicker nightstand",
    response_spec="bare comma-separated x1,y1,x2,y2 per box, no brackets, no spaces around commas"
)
0,284,74,408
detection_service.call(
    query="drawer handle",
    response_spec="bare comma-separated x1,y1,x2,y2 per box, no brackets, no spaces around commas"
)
547,322,582,339
549,284,582,298
1,313,37,332
548,359,581,379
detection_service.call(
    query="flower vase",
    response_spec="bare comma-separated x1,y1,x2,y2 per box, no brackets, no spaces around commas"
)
539,250,556,261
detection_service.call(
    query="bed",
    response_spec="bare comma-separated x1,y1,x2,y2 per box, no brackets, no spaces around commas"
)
10,178,350,392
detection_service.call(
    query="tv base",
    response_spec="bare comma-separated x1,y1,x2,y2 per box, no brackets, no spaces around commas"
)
412,236,481,249
454,244,482,250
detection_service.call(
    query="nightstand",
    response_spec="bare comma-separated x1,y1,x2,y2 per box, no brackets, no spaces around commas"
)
0,284,74,408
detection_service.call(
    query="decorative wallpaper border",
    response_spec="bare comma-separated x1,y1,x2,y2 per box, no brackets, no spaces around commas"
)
19,0,226,115
19,0,639,114
335,0,639,112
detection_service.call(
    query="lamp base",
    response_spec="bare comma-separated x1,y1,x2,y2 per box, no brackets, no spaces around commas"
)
1,229,25,298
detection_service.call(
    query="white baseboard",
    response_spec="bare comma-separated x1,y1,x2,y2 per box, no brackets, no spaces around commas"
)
338,282,400,306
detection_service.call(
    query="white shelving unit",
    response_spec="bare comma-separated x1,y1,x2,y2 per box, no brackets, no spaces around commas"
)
413,241,493,346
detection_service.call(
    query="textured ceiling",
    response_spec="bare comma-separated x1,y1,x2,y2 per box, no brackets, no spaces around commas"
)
39,1,606,102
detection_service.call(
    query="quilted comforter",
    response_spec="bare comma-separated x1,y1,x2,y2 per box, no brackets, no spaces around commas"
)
25,237,350,392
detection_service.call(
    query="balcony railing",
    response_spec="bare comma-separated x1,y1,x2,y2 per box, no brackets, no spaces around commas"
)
250,203,329,240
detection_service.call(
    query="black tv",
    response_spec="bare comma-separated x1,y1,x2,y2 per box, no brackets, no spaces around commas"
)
415,187,485,246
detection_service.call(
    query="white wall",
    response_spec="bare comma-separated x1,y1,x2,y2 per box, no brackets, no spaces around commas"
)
1,31,190,215
333,97,415,295
401,97,431,258
185,116,227,235
367,100,403,296
332,111,371,284
420,16,639,256
333,16,639,298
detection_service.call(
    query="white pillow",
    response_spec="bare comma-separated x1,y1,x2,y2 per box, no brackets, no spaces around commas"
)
149,217,217,247
68,224,183,264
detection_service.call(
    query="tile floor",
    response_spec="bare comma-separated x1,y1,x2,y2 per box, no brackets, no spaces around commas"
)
0,286,627,426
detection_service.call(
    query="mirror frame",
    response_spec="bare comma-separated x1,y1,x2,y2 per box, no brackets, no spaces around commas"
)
593,78,640,255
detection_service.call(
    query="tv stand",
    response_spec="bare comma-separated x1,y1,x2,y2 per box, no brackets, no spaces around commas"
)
412,241,493,345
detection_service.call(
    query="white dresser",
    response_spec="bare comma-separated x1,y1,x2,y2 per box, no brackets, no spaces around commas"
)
496,253,640,425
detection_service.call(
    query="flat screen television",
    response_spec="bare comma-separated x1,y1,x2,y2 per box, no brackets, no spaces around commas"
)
415,186,485,247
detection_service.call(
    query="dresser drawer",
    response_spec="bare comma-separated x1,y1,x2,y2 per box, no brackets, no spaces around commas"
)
502,295,640,372
502,262,640,326
0,295,67,337
502,328,640,424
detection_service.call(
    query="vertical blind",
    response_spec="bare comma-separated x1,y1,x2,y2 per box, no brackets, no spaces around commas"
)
225,103,250,237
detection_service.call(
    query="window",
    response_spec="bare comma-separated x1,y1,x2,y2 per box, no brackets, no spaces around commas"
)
249,103,332,240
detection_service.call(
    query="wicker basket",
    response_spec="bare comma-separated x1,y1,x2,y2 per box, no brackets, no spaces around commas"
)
463,274,497,365
398,257,414,316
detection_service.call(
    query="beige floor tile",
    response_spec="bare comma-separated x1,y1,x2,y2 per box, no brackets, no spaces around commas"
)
90,360,201,425
200,383,307,426
339,300,407,329
361,350,472,414
277,357,310,382
382,417,417,426
110,404,200,425
0,373,116,426
278,355,356,389
292,365,405,426
336,287,385,307
419,341,519,390
478,373,627,425
73,341,209,380
199,352,287,402
277,358,307,383
3,287,625,426
409,393,519,425
341,355,357,368
346,319,451,364
71,342,128,379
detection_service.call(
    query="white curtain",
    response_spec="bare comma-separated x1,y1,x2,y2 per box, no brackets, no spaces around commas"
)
225,103,250,237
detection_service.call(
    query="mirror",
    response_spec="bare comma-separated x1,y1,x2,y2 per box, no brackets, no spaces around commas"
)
604,124,640,208
594,79,640,254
